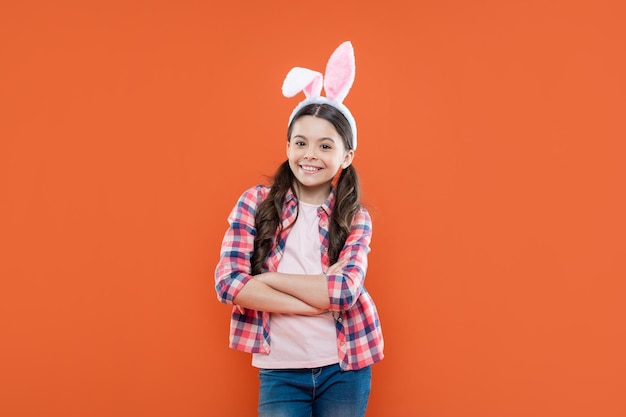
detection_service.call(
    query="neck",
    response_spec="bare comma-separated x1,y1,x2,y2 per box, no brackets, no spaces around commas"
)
292,181,331,205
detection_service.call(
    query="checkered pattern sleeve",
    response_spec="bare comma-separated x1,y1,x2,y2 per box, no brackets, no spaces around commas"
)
326,206,372,311
215,185,266,305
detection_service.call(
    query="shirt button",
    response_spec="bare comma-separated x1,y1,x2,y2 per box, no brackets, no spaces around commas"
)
337,316,343,323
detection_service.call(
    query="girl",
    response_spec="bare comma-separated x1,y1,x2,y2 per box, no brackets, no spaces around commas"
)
215,41,384,417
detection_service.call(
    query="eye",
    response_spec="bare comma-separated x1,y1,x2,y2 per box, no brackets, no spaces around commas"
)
294,140,306,147
321,144,332,150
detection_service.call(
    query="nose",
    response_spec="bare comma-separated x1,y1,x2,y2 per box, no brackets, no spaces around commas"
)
303,145,317,160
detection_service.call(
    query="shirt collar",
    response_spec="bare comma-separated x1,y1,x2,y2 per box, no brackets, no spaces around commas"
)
285,186,336,216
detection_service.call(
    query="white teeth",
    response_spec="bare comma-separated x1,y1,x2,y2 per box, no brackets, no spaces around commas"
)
301,166,320,172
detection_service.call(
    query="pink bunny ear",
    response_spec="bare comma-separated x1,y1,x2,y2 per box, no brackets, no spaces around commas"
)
282,41,359,150
323,41,355,103
282,67,323,99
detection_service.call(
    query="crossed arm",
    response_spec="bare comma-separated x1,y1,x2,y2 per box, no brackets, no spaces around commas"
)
215,187,371,317
233,260,347,315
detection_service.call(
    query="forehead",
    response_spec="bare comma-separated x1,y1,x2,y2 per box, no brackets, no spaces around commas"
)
290,116,340,140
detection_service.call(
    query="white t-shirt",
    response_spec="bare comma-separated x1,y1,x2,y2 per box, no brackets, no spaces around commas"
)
252,201,339,369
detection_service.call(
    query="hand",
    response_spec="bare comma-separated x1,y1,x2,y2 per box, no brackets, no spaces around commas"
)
303,306,330,316
253,271,272,284
325,259,348,276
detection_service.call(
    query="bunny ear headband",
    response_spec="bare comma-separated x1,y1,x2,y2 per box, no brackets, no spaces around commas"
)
282,41,358,150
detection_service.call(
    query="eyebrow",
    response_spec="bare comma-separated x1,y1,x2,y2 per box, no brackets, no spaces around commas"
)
292,134,336,143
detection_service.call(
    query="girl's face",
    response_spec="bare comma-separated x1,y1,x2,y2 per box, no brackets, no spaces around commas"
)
287,115,354,205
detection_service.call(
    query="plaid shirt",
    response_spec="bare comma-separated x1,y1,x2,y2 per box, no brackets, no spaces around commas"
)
215,185,384,370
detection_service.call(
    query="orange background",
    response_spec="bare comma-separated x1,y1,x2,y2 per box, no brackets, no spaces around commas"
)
1,1,625,416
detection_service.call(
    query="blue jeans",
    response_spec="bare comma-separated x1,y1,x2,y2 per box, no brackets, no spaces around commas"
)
257,364,372,417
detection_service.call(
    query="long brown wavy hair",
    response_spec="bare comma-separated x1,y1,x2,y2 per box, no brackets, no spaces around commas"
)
250,103,361,275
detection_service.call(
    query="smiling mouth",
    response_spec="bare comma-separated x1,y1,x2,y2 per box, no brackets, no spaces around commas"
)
300,165,322,172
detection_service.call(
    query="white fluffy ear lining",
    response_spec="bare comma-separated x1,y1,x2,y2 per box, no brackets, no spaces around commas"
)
323,41,355,103
282,67,323,98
